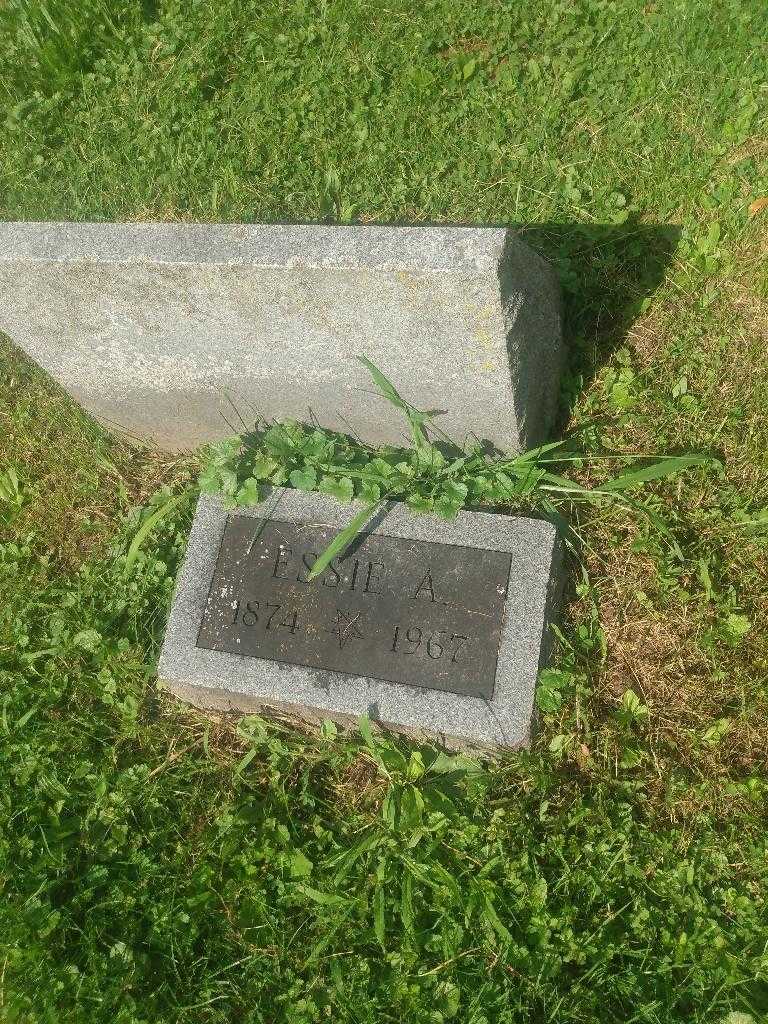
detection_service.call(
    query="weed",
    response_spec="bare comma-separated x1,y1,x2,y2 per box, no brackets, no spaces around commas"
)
198,356,715,573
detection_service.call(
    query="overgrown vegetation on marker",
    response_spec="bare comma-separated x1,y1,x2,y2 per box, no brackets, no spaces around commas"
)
198,356,714,577
1,0,767,1020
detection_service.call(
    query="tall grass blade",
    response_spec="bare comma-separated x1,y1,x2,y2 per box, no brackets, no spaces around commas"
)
358,355,428,450
306,500,382,580
373,883,386,948
124,493,186,574
512,439,569,463
601,455,713,491
400,871,415,935
539,497,580,552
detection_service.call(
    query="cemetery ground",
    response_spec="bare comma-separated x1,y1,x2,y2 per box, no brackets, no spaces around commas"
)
1,1,767,1022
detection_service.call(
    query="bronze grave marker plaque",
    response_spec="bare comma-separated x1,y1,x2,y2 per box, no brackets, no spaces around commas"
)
196,516,512,699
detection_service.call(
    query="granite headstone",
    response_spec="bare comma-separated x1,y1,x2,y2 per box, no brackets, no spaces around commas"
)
0,221,563,453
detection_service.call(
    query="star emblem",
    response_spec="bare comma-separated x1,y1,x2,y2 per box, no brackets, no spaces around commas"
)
328,609,364,649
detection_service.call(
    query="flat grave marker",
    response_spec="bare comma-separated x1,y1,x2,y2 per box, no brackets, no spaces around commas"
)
159,489,564,750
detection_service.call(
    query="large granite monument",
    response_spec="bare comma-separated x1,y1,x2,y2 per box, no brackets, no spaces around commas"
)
0,221,563,453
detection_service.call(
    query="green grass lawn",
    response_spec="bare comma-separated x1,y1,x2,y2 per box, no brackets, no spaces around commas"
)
1,0,767,1021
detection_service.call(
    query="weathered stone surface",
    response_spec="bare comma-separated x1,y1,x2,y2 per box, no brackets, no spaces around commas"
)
158,489,564,750
0,222,563,453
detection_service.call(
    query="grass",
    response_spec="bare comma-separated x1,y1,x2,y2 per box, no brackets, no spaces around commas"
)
1,0,767,1021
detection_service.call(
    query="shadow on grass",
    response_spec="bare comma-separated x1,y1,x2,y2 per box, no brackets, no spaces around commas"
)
512,221,681,432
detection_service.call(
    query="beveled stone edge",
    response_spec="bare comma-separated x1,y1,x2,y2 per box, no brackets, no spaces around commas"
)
0,221,536,275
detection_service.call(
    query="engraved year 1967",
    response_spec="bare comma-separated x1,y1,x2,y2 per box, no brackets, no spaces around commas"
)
390,625,470,662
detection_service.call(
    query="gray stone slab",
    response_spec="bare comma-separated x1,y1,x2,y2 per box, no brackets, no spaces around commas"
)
0,222,563,453
158,489,563,750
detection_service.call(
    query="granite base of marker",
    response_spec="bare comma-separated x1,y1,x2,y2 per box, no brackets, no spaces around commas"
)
0,221,563,453
159,678,486,752
158,490,564,751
